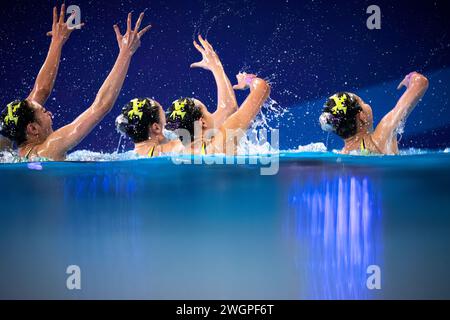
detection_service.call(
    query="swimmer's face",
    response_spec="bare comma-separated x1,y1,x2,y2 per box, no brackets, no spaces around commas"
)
148,104,167,143
158,104,166,128
28,100,53,139
194,99,214,130
352,94,374,131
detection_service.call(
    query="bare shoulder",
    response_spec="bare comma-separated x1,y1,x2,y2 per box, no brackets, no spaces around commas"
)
164,140,185,153
34,141,65,161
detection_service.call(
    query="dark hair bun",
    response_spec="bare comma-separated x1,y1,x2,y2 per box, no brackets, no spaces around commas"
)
117,98,161,143
0,100,35,145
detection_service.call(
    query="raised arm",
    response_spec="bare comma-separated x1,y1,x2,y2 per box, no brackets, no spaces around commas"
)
39,13,151,159
190,35,238,127
27,5,84,105
220,73,270,131
373,71,429,143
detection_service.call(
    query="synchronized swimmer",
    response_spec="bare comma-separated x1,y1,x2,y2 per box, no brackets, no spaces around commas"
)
320,72,429,154
0,5,429,159
115,36,270,156
0,6,151,161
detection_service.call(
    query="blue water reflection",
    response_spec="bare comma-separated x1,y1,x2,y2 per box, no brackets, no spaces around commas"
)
287,171,383,299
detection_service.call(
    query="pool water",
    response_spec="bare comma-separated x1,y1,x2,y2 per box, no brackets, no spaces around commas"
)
0,152,450,299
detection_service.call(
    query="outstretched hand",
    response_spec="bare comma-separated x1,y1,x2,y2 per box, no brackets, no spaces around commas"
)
397,71,418,90
190,35,223,72
113,12,152,56
233,72,257,90
46,4,84,44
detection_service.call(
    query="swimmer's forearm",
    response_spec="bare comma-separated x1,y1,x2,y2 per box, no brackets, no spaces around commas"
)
93,11,151,112
242,78,271,121
402,73,428,104
393,73,428,120
374,73,428,142
222,78,270,131
212,67,238,114
91,51,132,115
43,52,133,157
27,40,64,105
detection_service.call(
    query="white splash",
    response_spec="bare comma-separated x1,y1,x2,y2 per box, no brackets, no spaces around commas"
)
66,150,142,162
295,142,327,152
250,96,289,132
0,150,21,163
1,146,449,164
399,148,429,156
237,134,277,155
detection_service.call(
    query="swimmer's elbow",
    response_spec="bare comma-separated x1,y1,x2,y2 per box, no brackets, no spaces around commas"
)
36,86,51,98
28,85,51,103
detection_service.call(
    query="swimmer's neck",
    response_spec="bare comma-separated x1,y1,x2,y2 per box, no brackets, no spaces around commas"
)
343,132,370,149
189,136,210,153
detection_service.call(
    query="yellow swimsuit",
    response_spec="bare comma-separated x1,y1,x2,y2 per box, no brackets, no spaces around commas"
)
360,138,372,155
360,138,366,151
148,142,205,157
201,141,207,155
24,146,35,159
22,146,50,162
148,145,156,158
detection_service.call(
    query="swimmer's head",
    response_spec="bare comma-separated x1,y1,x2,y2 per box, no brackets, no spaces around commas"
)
116,98,169,143
0,99,53,146
165,97,213,143
320,92,366,139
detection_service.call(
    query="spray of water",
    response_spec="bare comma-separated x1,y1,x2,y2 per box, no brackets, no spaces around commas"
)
0,150,20,163
116,134,123,154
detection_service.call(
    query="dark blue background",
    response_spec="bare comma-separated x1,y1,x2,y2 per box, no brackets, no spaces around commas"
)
1,0,449,152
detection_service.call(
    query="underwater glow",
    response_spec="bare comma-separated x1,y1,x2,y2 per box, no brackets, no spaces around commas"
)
287,172,383,299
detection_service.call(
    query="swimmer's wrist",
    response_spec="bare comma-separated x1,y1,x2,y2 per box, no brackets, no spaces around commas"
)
246,76,260,88
118,50,133,59
210,63,224,74
404,72,414,87
50,38,65,49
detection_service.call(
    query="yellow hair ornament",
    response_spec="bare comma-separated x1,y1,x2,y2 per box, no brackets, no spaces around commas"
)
127,98,145,120
170,99,187,120
330,94,348,115
4,101,21,126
